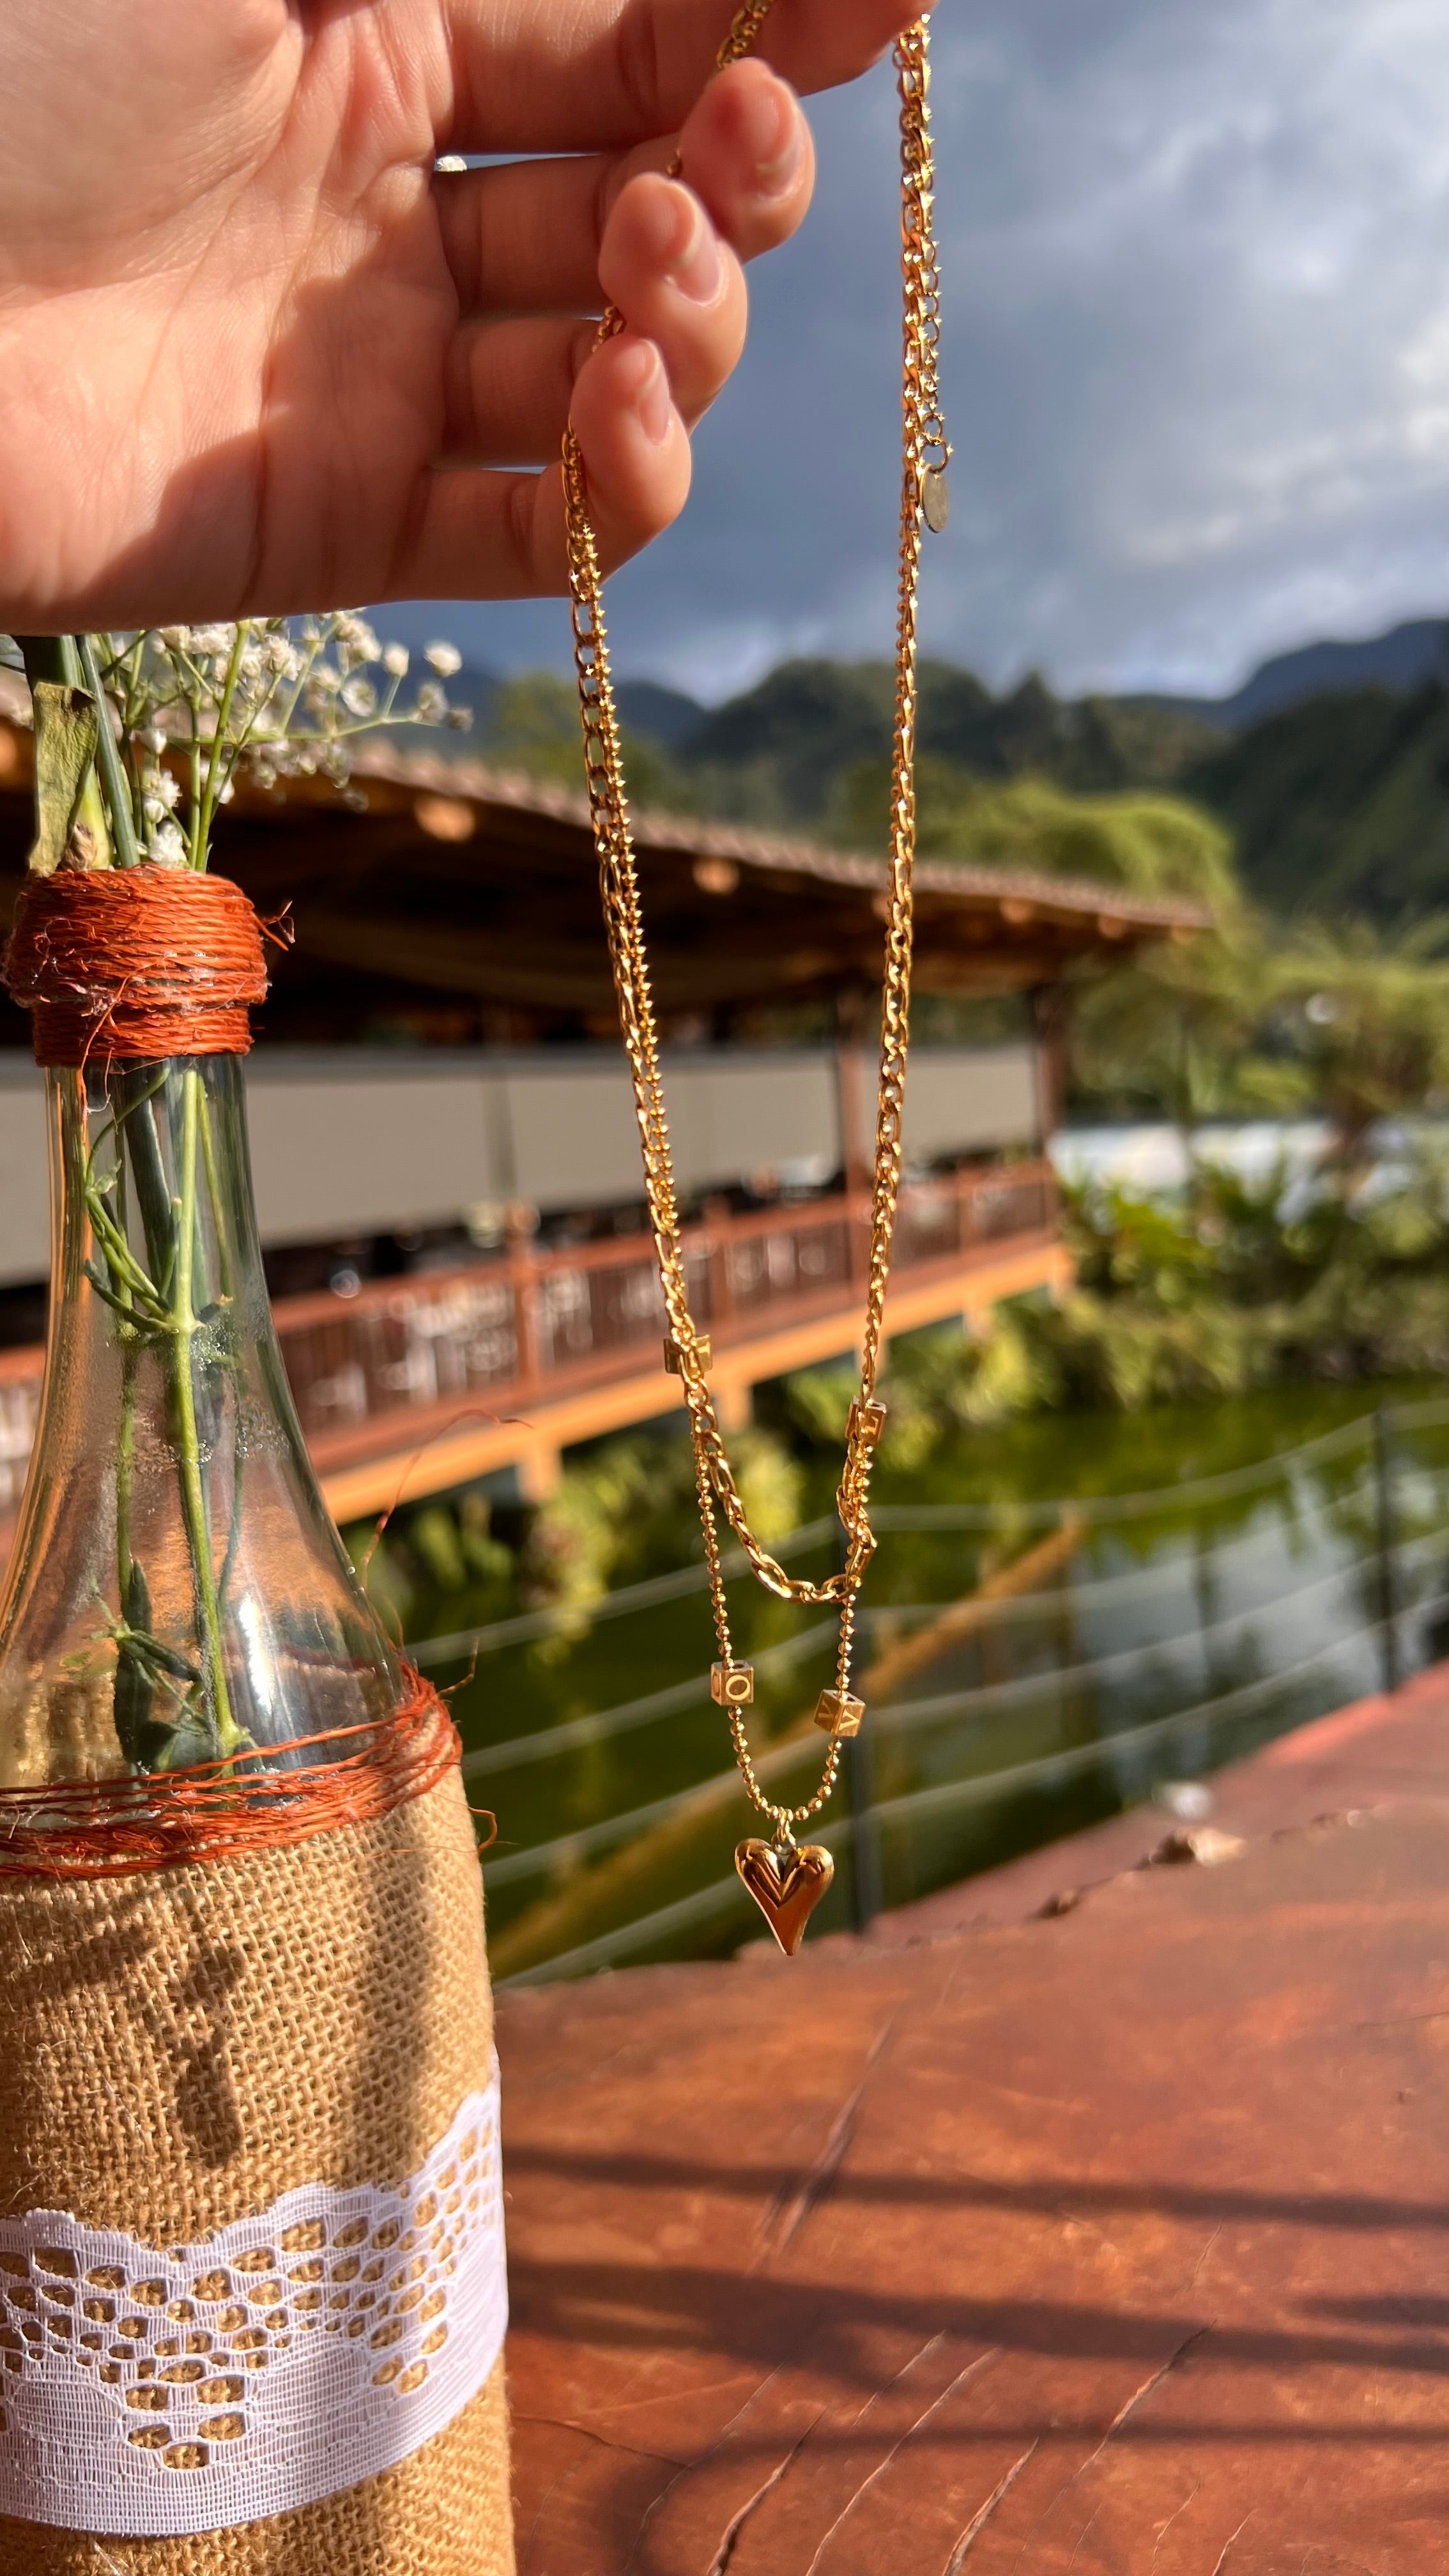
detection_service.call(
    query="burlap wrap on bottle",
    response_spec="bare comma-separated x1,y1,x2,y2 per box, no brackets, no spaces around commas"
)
0,1763,516,2573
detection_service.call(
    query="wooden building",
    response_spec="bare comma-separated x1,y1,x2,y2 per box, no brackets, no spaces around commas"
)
0,684,1206,1512
0,682,1204,1048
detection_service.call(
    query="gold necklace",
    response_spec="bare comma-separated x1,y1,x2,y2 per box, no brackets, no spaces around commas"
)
564,8,947,1954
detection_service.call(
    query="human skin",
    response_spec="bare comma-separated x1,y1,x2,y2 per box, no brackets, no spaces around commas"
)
0,0,933,630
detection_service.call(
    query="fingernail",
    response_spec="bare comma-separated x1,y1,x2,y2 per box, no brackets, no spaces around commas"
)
626,341,673,445
746,77,804,196
667,188,724,305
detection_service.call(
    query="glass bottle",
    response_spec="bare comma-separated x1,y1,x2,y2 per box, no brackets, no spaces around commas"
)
0,1051,401,1791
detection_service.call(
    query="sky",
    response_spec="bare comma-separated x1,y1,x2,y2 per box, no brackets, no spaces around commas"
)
382,0,1449,706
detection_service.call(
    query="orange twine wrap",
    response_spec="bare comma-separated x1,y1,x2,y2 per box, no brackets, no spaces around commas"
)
0,1667,460,1880
3,865,268,1066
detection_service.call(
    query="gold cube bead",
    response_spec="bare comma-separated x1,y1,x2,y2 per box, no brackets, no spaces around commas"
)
711,1660,755,1708
664,1334,712,1376
814,1689,865,1738
848,1399,887,1446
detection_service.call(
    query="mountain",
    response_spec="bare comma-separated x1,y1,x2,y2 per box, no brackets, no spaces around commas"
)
1182,680,1449,921
617,657,1223,831
1192,617,1449,730
367,609,1446,761
447,661,501,737
612,678,709,747
404,618,1448,924
601,619,1449,922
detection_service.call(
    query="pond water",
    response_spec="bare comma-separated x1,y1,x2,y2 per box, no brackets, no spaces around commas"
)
1050,1115,1445,1204
1050,1119,1337,1197
413,1375,1449,1984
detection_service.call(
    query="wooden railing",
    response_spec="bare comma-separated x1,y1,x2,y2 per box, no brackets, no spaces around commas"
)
0,1161,1055,1510
283,1160,1055,1472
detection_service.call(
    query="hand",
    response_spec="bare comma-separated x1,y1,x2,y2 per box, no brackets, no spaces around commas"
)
0,1,930,631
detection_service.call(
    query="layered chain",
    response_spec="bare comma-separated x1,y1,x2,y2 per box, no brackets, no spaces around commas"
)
564,9,946,1844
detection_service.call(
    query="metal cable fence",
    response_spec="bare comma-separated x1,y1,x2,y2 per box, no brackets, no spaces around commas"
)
418,1399,1449,1986
477,1532,1430,1897
510,1599,1449,1988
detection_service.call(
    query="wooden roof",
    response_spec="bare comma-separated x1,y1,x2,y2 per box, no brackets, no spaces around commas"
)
0,686,1208,1039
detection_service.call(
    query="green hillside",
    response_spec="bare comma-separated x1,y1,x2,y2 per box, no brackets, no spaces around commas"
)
482,631,1449,923
650,656,1221,827
631,657,1449,923
1181,681,1449,922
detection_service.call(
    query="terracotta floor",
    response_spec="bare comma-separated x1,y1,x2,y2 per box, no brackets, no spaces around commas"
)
496,1673,1449,2575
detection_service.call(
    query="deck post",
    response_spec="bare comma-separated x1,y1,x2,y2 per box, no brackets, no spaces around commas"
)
1374,1406,1400,1696
839,1518,885,1931
1029,983,1069,1144
712,1375,753,1433
515,1442,563,1503
846,1725,885,1932
833,993,874,1257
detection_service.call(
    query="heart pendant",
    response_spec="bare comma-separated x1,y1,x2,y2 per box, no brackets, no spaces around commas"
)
735,1837,834,1956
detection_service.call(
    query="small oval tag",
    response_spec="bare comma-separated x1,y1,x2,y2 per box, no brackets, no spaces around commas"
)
922,468,950,533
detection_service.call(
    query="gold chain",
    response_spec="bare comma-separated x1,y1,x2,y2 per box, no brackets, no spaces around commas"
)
564,10,946,1862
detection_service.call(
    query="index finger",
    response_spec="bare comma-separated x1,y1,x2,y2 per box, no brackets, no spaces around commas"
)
442,0,935,155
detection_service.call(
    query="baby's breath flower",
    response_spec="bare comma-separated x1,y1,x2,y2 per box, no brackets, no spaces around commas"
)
334,613,380,670
446,707,474,730
148,818,188,867
140,769,181,824
70,609,473,879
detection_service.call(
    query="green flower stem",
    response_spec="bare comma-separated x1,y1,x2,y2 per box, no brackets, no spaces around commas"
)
111,1133,138,1609
112,1073,176,1299
84,1189,164,1311
86,1064,243,1765
171,1068,244,1758
198,1087,244,1613
116,1333,137,1606
197,1091,233,1303
76,635,141,871
63,1074,139,1701
194,625,247,868
58,1072,91,1304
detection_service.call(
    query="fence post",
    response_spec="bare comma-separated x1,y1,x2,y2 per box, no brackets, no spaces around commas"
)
836,1519,885,1932
1373,1406,1400,1696
847,1726,884,1933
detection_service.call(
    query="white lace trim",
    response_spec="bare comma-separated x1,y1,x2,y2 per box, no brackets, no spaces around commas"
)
0,2070,507,2536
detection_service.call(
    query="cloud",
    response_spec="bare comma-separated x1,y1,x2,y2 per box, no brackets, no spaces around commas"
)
387,0,1449,701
